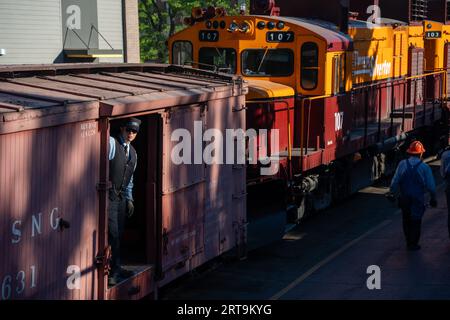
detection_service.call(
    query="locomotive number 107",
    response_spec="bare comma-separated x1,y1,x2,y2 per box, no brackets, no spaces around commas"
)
199,30,219,42
266,32,294,43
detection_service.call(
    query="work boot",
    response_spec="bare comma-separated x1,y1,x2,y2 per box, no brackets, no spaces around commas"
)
403,219,411,246
402,210,414,246
408,220,422,250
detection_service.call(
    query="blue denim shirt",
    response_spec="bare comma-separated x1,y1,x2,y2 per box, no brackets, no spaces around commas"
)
109,136,137,201
390,156,436,198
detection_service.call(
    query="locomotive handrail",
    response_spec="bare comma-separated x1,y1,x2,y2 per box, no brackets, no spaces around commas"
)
183,60,232,73
246,98,293,179
299,95,333,171
298,70,447,173
351,70,446,91
404,70,446,81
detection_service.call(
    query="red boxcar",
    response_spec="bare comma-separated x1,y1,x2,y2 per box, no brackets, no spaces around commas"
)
0,64,247,300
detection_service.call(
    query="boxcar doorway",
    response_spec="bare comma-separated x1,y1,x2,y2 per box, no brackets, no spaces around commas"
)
106,115,159,299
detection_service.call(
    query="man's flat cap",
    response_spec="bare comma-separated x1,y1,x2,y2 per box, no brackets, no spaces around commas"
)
123,118,141,132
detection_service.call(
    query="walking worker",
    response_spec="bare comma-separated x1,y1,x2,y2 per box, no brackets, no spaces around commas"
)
108,117,141,286
389,141,437,251
440,145,450,238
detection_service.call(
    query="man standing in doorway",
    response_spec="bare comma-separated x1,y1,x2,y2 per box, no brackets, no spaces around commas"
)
108,117,140,286
389,141,437,251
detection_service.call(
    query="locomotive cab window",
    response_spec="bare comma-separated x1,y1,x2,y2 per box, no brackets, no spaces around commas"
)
198,47,236,74
332,54,345,94
301,42,319,90
242,48,294,77
172,41,193,66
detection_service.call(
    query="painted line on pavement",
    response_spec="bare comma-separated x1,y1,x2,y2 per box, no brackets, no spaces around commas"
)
269,219,393,300
270,178,446,300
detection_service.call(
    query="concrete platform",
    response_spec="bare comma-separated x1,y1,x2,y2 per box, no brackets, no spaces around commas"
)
161,161,450,300
275,186,450,300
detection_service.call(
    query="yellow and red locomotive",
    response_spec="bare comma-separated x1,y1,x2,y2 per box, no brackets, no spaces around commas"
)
168,0,449,228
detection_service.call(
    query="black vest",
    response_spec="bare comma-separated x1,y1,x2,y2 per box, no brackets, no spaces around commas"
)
109,137,137,200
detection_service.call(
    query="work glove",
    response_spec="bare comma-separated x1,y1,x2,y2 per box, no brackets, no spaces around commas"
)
127,200,135,218
385,192,396,203
430,198,438,208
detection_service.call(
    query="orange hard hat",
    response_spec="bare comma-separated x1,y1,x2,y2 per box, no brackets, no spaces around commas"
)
407,141,426,155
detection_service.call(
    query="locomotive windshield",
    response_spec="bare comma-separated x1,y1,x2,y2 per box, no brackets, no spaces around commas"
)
198,47,237,73
242,49,294,77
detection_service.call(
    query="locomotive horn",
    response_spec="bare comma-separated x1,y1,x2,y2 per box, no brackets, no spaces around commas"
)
183,16,194,25
205,6,217,19
215,7,226,17
239,22,251,33
227,21,239,33
191,7,205,20
250,0,279,15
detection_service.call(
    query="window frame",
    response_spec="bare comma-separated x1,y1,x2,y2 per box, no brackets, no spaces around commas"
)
171,41,193,66
198,47,237,74
241,48,295,77
332,54,346,95
300,42,320,90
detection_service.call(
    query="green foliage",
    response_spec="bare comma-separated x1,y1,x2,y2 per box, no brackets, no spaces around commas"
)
139,0,249,63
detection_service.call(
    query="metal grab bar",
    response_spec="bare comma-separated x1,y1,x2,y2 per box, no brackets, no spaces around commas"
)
298,70,447,173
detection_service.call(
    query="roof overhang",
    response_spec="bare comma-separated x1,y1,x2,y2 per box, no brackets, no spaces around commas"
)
64,49,123,58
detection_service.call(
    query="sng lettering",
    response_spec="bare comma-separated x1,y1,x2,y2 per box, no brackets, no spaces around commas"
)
11,208,61,244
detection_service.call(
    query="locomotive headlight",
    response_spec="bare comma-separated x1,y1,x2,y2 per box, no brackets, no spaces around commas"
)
257,21,266,29
206,21,212,29
277,22,285,30
427,23,432,29
228,22,239,33
267,21,276,30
